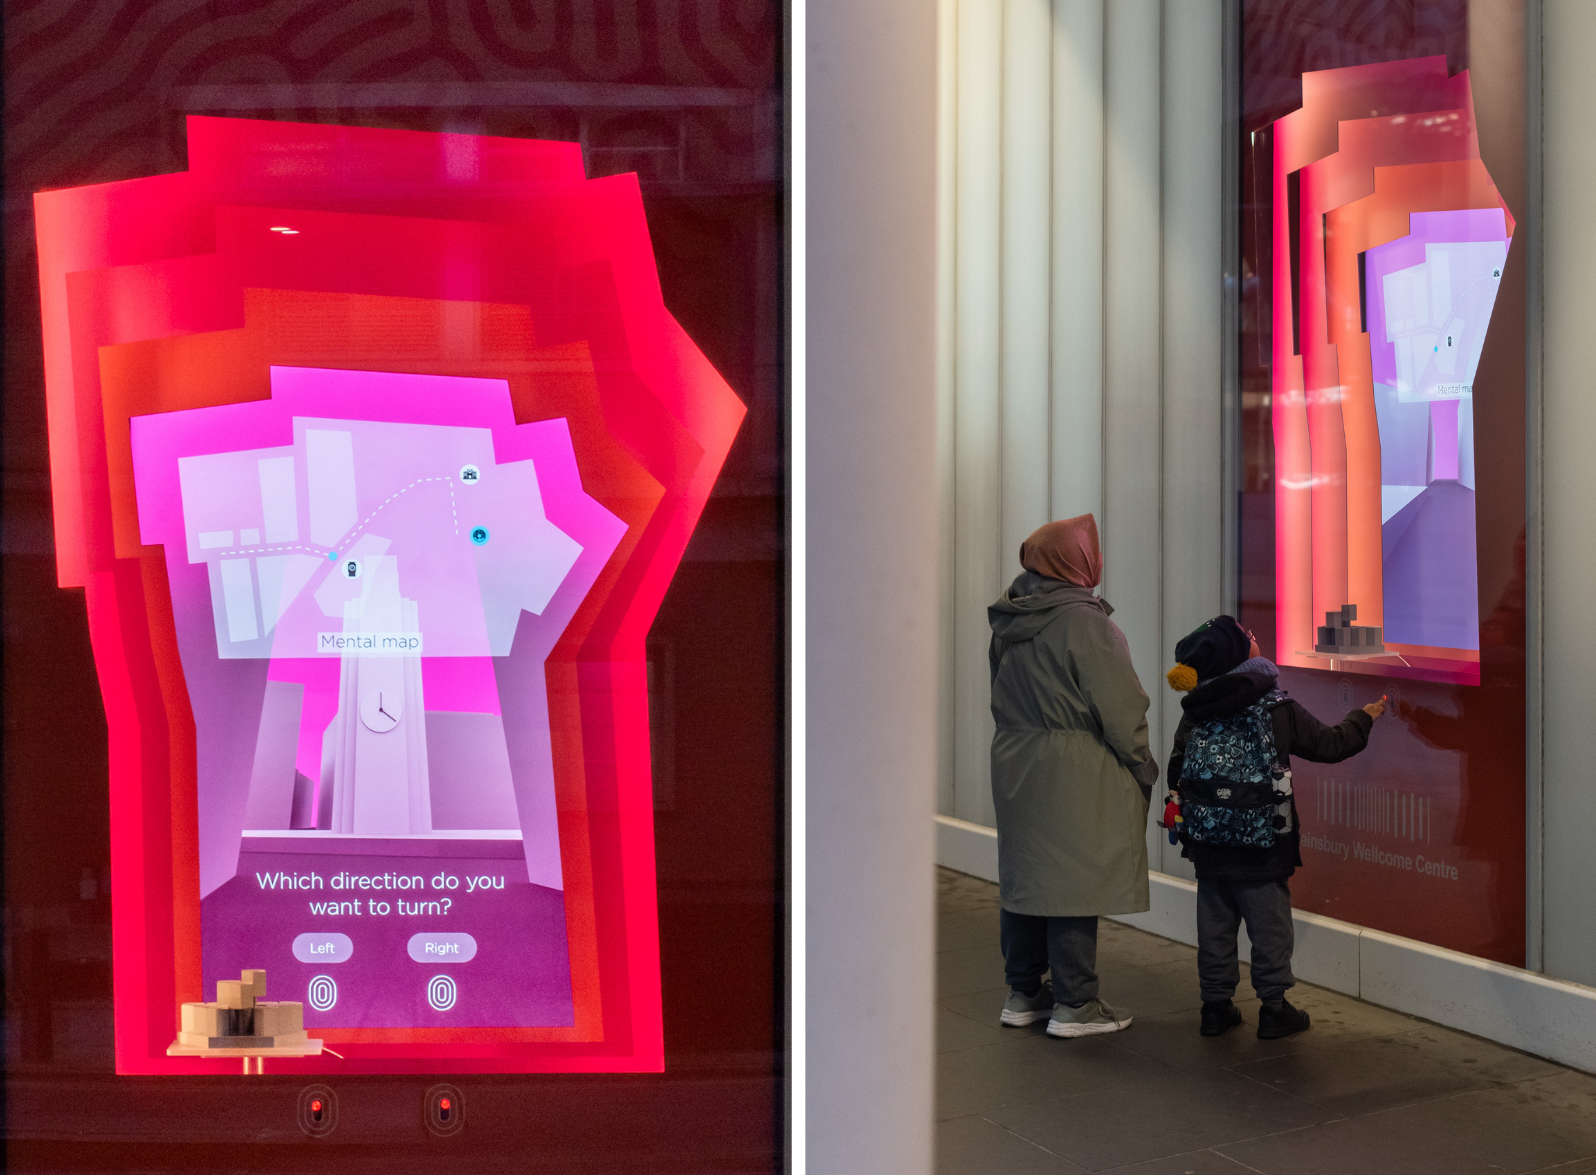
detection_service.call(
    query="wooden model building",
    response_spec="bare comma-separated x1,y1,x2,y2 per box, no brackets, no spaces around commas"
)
167,968,323,1060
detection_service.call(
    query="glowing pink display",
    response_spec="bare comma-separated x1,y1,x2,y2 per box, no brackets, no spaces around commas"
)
1268,56,1514,684
35,117,745,1072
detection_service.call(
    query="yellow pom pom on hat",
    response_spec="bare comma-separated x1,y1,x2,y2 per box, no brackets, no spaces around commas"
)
1166,663,1199,692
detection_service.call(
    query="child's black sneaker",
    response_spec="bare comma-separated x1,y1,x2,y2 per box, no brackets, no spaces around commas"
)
1256,998,1310,1039
1200,999,1243,1037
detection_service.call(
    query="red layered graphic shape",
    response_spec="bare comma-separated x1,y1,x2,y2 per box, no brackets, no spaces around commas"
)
34,117,745,1073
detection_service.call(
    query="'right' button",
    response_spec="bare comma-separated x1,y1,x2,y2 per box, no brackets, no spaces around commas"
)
408,933,477,963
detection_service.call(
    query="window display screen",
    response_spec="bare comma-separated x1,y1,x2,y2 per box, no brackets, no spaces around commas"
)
1264,53,1512,685
5,3,783,1164
33,115,746,1071
1240,1,1527,964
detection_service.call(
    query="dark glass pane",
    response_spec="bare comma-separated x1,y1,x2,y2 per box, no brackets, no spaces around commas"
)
1238,0,1526,964
4,3,786,1167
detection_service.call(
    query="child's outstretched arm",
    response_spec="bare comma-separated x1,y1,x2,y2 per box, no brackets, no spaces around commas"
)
1280,697,1378,763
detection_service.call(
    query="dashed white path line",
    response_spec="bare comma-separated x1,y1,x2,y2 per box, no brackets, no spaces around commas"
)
211,474,464,559
227,543,326,557
339,475,460,548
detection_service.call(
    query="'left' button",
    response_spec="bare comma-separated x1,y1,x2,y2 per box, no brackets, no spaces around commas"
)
294,932,354,963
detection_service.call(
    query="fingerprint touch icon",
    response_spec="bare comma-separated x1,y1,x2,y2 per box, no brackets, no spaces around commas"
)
308,975,338,1012
427,974,458,1012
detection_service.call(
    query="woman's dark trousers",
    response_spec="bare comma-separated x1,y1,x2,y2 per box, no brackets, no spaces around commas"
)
999,908,1099,1007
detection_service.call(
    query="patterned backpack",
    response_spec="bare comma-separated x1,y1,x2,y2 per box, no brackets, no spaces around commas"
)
1175,689,1292,849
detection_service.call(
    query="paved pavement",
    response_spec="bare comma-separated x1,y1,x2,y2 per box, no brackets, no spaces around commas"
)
937,867,1596,1175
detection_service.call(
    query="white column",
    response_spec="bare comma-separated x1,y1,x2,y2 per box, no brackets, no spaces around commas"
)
1156,0,1223,875
952,0,1005,827
1102,0,1165,848
1540,0,1596,987
1050,0,1105,523
1001,0,1055,559
808,0,939,1168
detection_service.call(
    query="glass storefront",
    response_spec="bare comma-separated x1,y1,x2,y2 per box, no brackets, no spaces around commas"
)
1239,0,1528,964
5,3,786,1166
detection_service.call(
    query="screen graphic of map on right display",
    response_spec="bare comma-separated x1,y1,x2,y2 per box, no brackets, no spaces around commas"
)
1266,55,1515,686
131,367,621,1033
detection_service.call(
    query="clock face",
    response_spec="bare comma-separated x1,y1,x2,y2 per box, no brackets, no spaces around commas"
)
359,688,403,733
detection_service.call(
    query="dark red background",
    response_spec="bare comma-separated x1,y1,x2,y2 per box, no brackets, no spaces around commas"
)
3,2,786,1169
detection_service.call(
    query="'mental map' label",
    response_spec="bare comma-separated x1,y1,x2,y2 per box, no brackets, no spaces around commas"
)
317,631,423,656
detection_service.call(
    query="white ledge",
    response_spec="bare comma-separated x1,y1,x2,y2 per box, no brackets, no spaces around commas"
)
935,813,1596,1072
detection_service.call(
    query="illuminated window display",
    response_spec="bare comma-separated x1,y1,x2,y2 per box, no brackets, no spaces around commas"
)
35,116,745,1071
1266,55,1512,685
1240,3,1527,965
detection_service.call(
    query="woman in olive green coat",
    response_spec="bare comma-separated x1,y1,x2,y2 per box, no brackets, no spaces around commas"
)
988,514,1157,1038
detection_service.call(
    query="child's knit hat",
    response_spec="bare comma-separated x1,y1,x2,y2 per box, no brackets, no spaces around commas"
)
1166,615,1250,691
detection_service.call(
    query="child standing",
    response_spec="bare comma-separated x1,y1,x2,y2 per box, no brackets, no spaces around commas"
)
1164,617,1385,1039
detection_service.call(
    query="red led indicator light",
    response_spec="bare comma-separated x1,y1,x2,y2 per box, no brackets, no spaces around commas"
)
424,1085,461,1135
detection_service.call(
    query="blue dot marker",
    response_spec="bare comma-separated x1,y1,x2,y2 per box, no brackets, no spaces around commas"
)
327,551,337,560
470,527,489,546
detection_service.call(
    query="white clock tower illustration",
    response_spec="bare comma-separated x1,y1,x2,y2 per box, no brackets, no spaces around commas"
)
321,553,432,835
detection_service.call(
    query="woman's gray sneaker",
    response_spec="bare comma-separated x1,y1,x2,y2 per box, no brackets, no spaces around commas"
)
1000,981,1056,1026
1046,998,1133,1038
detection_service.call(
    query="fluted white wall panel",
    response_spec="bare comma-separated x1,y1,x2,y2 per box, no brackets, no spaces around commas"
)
1002,0,1056,562
951,0,1005,826
938,0,1227,870
1049,0,1105,525
1156,0,1225,879
1103,0,1166,869
1541,0,1596,988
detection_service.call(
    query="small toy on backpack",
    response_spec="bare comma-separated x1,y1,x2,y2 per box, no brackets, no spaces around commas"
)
1161,793,1183,845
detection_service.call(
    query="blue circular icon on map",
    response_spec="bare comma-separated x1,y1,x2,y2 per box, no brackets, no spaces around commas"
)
470,526,489,546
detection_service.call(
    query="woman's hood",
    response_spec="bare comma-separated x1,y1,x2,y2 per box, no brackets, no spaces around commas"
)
988,571,1110,642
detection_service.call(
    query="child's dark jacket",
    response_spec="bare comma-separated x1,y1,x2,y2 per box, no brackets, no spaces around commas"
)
1167,672,1374,882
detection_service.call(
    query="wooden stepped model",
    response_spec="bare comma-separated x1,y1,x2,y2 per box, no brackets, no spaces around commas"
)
167,968,324,1063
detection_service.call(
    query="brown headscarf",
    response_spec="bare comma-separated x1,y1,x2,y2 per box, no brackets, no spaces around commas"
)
1019,514,1102,589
